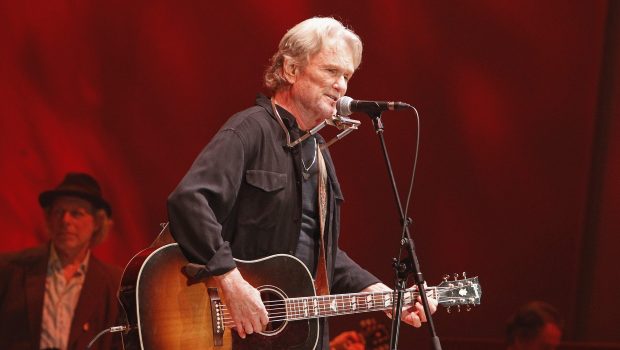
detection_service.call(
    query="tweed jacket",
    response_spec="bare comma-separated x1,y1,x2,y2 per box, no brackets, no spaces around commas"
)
0,243,122,350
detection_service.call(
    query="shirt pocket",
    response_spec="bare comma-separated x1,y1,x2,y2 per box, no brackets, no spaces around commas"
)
237,170,289,254
245,170,287,192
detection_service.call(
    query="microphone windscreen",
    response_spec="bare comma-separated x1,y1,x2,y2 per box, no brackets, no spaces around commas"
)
336,96,354,116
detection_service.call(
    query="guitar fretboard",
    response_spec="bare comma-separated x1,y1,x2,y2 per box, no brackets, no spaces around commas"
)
284,289,436,320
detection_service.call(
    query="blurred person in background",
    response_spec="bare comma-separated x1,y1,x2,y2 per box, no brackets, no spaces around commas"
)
506,301,563,350
0,172,122,350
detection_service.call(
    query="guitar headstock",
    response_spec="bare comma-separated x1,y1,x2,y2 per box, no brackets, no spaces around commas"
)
436,273,482,313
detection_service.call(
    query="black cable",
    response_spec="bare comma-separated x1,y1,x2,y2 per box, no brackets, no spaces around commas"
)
397,106,421,263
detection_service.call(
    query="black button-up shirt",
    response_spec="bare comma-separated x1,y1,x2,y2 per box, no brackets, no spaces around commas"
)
167,94,379,295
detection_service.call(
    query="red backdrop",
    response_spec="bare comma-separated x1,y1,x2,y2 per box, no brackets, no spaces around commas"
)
2,0,618,347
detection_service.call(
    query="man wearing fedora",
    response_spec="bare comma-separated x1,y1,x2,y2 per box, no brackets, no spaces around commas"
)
0,173,122,350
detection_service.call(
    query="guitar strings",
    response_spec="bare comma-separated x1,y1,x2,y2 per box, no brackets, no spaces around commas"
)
217,288,473,314
218,298,479,327
217,297,477,327
211,286,479,328
216,287,466,311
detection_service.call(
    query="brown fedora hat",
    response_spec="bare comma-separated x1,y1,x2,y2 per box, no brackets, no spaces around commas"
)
38,172,112,217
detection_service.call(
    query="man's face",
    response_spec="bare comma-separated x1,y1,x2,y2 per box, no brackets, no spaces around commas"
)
288,36,355,127
46,196,98,257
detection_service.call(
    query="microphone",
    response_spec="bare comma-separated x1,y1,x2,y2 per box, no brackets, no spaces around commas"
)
336,96,412,116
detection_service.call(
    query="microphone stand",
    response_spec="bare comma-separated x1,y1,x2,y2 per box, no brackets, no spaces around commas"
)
369,112,442,350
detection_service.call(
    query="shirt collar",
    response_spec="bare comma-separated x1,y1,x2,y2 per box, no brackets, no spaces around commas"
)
256,93,300,131
256,93,327,146
48,243,90,275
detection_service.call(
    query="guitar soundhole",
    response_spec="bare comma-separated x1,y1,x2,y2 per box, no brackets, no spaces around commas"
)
258,286,287,336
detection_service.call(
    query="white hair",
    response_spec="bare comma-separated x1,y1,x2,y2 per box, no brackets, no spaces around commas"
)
264,17,363,92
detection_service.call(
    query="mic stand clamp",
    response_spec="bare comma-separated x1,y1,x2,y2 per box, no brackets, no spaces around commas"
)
367,112,442,350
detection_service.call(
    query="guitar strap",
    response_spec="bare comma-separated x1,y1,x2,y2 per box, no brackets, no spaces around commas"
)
314,145,330,296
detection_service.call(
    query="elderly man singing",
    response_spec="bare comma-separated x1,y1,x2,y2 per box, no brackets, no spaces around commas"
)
168,17,436,349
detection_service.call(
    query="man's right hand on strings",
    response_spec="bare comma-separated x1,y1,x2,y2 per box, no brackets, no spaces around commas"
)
214,268,269,339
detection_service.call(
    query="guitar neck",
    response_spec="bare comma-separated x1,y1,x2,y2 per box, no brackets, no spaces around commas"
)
217,276,479,326
282,289,435,321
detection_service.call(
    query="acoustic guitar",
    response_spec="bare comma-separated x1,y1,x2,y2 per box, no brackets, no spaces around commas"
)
118,243,481,350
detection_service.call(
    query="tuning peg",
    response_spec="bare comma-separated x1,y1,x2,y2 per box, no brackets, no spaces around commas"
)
446,306,451,314
443,274,450,282
456,305,461,312
466,304,472,312
462,272,467,278
453,273,459,280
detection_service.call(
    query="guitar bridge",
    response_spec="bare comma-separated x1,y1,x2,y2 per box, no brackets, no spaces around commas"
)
208,287,224,346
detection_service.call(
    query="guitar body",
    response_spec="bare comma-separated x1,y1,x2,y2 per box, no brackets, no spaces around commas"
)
118,234,482,349
118,243,319,350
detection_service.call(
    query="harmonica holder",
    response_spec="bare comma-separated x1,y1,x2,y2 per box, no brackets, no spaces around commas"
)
271,99,361,150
